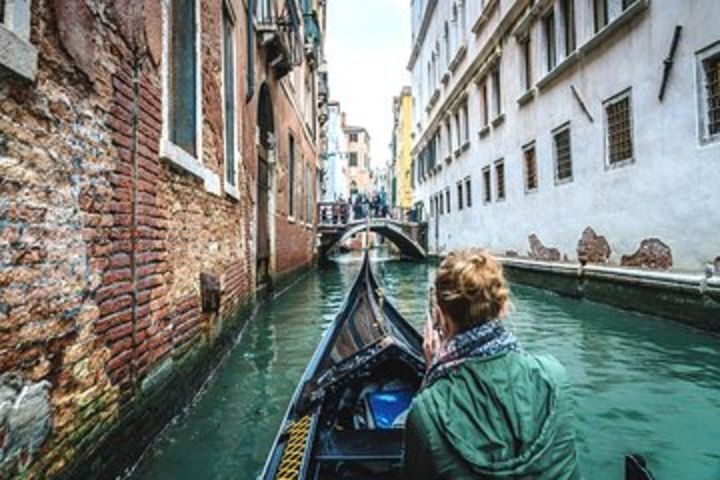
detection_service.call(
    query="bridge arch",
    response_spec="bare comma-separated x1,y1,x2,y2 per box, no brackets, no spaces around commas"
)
320,220,426,260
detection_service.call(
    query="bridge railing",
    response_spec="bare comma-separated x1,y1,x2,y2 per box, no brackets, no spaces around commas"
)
318,202,422,227
318,202,350,226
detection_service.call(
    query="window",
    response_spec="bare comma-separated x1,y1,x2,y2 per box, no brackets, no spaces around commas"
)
0,0,5,24
439,192,444,215
605,90,634,165
459,0,467,40
457,182,464,210
444,22,451,67
445,188,451,213
462,102,469,143
553,124,573,182
523,143,538,192
169,0,199,157
480,80,489,127
465,177,472,207
561,0,576,56
699,47,720,142
222,3,237,189
348,152,358,167
454,111,462,149
349,132,358,142
446,120,453,156
495,159,505,201
482,166,492,203
521,36,532,91
491,68,502,117
288,134,296,216
593,0,608,32
544,10,557,71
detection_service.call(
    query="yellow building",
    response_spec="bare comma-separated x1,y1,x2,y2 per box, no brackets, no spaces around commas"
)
392,87,413,210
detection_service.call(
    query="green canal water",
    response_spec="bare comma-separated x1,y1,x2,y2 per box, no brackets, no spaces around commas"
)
129,256,720,480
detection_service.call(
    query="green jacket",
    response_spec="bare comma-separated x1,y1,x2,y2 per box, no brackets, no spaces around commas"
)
402,351,581,480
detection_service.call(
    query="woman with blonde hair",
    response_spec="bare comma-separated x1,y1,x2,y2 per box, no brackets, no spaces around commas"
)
403,250,581,479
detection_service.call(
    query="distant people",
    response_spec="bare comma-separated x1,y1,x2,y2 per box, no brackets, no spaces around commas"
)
403,250,581,480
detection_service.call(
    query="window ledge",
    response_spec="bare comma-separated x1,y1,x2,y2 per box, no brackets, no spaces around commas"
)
441,71,451,85
160,139,221,196
525,187,539,195
472,0,499,35
425,88,441,113
0,25,38,81
537,0,649,92
605,158,635,171
554,176,574,186
537,51,579,91
582,0,649,57
517,88,536,107
444,154,452,164
491,113,505,128
224,182,240,200
461,141,470,152
448,44,467,73
454,148,462,158
287,216,296,224
478,125,491,139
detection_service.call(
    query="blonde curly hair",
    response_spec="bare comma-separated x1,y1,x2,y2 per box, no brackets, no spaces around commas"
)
434,249,509,330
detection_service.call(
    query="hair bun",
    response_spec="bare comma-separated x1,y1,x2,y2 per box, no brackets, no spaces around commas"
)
434,249,509,328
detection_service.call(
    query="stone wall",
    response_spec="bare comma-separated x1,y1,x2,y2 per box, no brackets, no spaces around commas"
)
0,0,318,477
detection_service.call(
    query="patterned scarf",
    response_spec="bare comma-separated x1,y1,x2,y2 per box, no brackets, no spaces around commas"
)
423,320,520,389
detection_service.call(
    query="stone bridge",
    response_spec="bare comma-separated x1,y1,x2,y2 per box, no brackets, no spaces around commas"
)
317,203,427,260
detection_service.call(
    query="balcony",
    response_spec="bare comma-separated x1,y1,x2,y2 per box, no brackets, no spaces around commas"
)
256,0,302,79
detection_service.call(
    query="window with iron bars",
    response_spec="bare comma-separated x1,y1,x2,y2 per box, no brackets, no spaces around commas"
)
482,167,492,203
704,54,720,137
604,90,634,166
523,143,538,193
495,159,505,201
553,125,573,183
465,177,472,207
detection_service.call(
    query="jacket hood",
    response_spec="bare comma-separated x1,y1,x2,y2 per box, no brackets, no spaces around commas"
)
423,352,566,477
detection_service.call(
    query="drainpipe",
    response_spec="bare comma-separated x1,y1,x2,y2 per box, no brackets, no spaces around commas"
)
246,0,255,101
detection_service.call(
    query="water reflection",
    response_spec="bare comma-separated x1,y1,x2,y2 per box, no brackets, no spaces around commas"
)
130,256,720,480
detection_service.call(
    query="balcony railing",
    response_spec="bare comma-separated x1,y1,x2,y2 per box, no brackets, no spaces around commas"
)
255,0,302,78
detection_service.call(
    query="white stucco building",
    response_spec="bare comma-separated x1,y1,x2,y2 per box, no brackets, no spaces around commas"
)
322,101,347,202
409,0,720,271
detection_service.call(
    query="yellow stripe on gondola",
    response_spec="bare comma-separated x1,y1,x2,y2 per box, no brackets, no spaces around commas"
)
275,414,312,480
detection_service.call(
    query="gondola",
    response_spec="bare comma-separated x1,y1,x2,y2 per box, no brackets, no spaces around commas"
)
260,253,424,479
260,253,656,480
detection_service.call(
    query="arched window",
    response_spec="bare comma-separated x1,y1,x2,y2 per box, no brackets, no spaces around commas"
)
444,21,450,67
451,4,458,55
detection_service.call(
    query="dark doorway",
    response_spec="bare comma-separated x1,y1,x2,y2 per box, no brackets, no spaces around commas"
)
257,83,274,286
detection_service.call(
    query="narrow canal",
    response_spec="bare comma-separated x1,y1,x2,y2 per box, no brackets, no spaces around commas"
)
129,255,720,480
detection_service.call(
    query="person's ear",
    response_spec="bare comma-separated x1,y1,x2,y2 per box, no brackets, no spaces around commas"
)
435,307,452,338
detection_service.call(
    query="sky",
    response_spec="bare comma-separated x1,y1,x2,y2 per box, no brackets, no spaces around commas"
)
325,0,411,169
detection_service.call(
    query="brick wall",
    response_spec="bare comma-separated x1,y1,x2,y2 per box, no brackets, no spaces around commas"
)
0,0,317,477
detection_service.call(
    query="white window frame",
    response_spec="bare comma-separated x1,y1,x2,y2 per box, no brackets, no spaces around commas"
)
552,122,573,185
482,166,492,204
0,0,37,81
697,41,720,146
523,141,538,194
221,0,240,199
160,0,220,194
494,158,506,201
603,88,634,169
